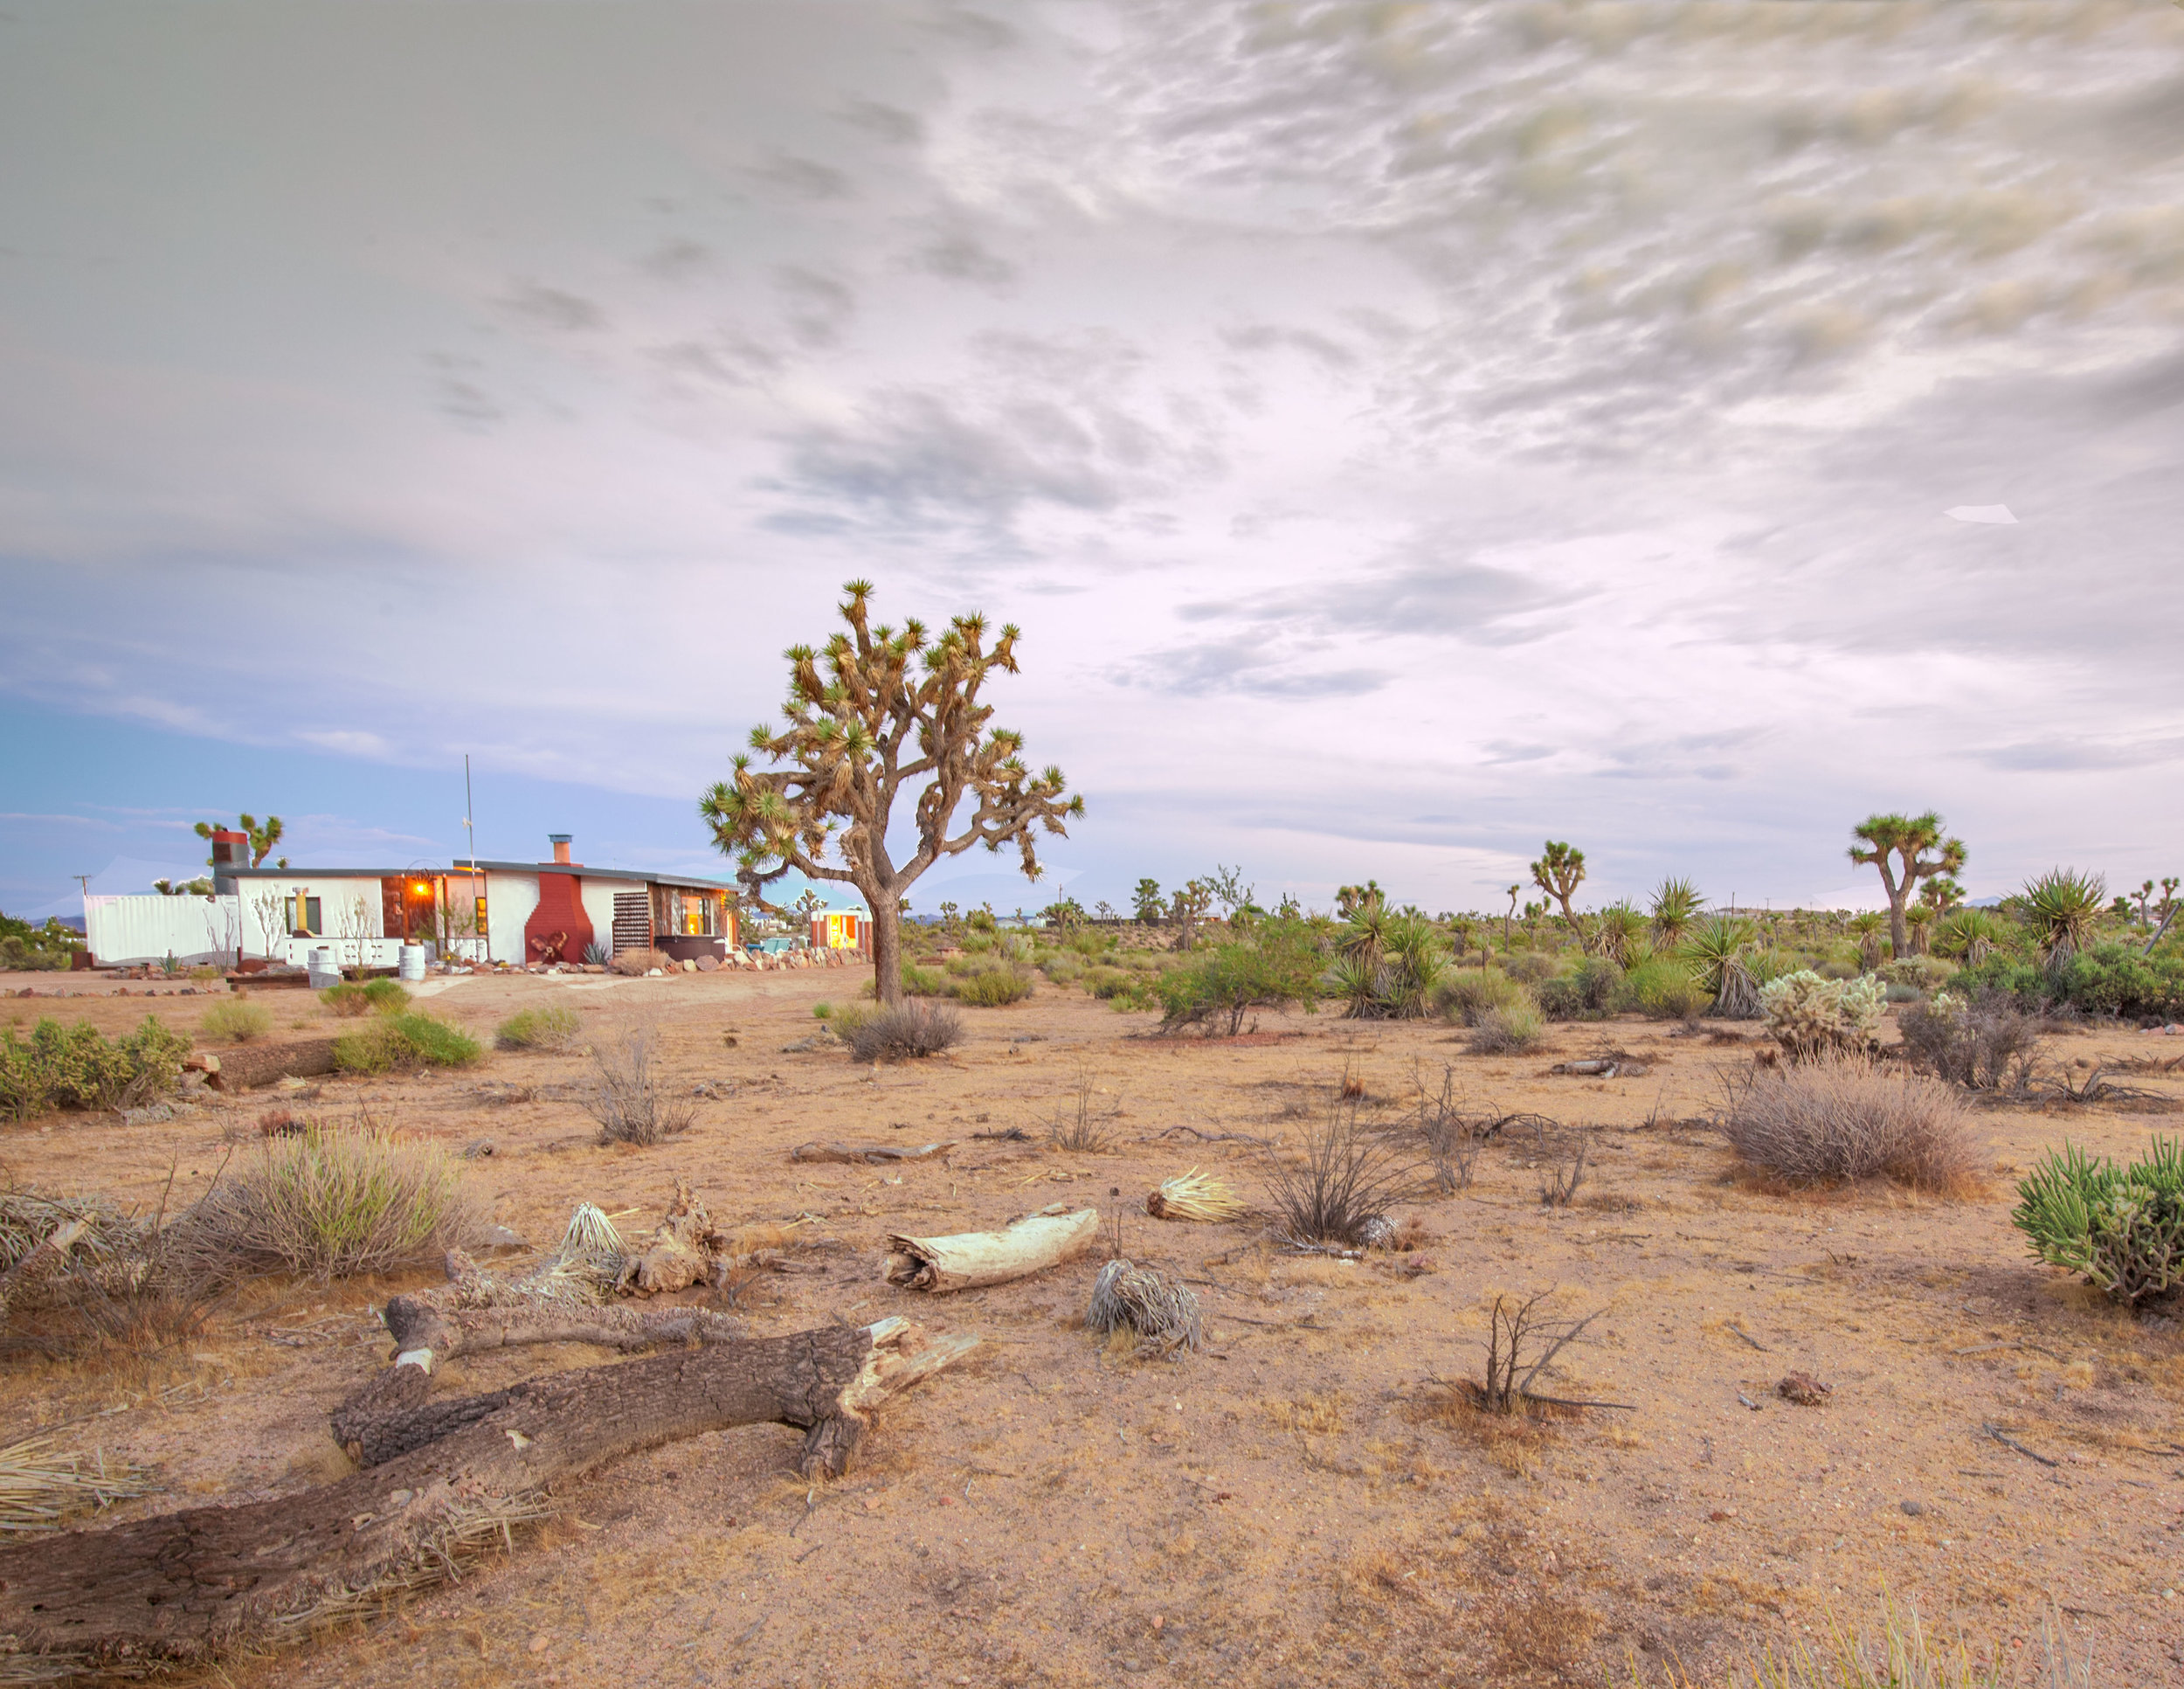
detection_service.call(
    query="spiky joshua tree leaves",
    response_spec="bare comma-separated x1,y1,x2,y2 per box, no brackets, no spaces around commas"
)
1529,841,1586,938
2022,868,2106,973
699,581,1082,1007
1849,811,1965,962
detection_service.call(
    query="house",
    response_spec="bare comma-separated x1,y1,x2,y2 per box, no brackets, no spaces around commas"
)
810,908,868,950
82,834,740,967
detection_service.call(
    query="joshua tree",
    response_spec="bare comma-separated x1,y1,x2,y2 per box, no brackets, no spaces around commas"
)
699,581,1082,1007
2132,876,2179,933
1529,841,1586,937
1848,811,1965,960
1171,879,1213,951
1849,910,1887,973
195,813,285,869
2022,868,2105,972
1649,876,1703,945
1917,875,1966,915
1503,884,1521,947
1903,901,1936,956
1335,881,1385,919
1132,878,1165,924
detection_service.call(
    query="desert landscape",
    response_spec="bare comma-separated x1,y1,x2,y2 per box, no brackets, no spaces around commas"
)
3,949,2179,1688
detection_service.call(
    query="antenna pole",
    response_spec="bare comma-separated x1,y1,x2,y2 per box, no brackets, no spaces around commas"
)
465,754,487,965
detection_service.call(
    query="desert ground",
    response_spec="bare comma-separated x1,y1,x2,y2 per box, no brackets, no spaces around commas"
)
3,966,2181,1687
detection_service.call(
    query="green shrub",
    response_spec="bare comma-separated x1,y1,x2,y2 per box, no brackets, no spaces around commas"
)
1156,924,1323,1035
334,1012,483,1074
198,1000,273,1044
1619,958,1707,1020
954,966,1035,1007
1432,968,1527,1026
2052,944,2184,1022
1877,957,1952,990
2014,1138,2183,1305
899,963,951,997
495,1004,581,1051
1951,942,2184,1023
0,1017,191,1121
172,1124,479,1282
1535,957,1621,1021
1041,953,1085,986
319,979,411,1017
0,914,81,973
1467,1002,1543,1054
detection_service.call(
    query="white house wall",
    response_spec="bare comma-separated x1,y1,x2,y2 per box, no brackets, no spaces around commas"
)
482,870,538,965
579,879,621,959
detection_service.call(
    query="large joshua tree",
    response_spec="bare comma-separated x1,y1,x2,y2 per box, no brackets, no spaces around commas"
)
700,582,1082,1007
1848,811,1965,961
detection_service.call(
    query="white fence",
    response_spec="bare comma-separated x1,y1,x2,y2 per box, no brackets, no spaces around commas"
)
82,895,480,969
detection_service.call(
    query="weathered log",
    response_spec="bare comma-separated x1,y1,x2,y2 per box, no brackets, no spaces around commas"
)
0,1319,972,1675
792,1139,958,1165
194,1035,342,1091
884,1204,1099,1292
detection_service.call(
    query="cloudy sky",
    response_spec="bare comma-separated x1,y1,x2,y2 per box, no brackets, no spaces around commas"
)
3,1,2181,919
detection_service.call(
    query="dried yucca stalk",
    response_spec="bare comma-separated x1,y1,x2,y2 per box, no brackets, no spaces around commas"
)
1144,1167,1244,1223
0,1435,151,1536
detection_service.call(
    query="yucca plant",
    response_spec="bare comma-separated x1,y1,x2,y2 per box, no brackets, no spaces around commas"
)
1934,908,2004,966
1593,901,1647,966
1848,910,1886,973
1649,876,1703,944
2022,868,2105,972
1902,901,1936,956
2013,1138,2183,1306
1681,916,1759,1015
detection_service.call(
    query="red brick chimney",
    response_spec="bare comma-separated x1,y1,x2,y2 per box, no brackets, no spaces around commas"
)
549,834,574,865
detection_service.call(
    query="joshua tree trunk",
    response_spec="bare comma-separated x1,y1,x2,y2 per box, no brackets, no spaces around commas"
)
0,1319,969,1674
867,889,905,1007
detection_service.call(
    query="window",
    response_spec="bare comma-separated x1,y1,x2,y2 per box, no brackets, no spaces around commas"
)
288,894,322,937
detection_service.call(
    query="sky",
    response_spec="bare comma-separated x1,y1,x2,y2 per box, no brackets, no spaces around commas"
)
3,2,2181,922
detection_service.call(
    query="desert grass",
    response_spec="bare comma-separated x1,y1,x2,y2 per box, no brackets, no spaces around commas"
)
173,1122,480,1282
494,1004,582,1051
1720,1056,1981,1194
197,999,273,1043
840,1000,964,1063
1646,1593,2090,1687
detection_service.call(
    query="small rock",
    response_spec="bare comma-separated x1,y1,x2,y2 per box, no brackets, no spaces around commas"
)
464,1139,497,1159
529,1634,550,1654
481,1225,526,1249
1901,1499,1925,1517
695,954,719,972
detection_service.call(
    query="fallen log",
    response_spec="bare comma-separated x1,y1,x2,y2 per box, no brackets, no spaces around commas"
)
191,1035,342,1091
0,1318,972,1675
793,1139,958,1165
885,1204,1099,1292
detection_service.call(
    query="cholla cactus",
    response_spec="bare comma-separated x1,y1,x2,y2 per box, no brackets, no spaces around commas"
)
1761,970,1885,1063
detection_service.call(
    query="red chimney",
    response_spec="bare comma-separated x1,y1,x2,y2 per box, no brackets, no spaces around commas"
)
549,834,574,865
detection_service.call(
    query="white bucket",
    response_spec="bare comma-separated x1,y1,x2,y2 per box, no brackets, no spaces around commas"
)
307,947,342,989
397,945,428,981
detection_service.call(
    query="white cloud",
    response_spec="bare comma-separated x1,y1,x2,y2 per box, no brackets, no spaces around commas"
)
2,2,2181,912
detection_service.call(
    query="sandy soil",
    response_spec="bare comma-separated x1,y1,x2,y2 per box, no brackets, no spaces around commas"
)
3,966,2182,1687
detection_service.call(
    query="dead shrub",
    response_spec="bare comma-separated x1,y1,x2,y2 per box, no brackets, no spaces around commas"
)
1721,1055,1981,1193
841,1000,964,1063
0,1183,222,1359
1045,1068,1119,1152
1412,1063,1482,1193
584,1026,695,1146
1263,1093,1412,1246
1897,988,2045,1091
610,947,671,977
1491,1587,1600,1680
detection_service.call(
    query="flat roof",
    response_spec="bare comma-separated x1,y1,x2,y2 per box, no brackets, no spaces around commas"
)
224,863,738,892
